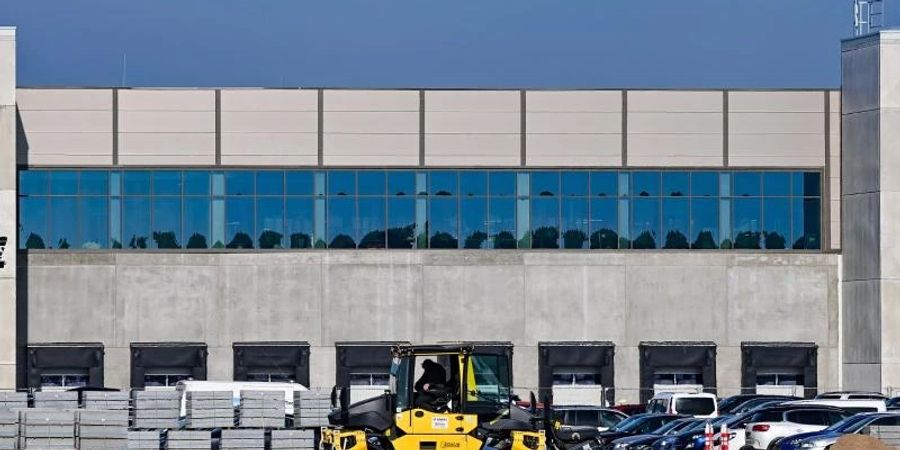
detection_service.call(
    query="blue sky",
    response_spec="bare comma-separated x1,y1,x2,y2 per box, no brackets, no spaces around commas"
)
0,0,867,88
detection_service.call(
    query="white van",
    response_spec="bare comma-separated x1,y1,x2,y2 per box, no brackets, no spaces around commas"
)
646,392,718,418
174,380,310,417
782,399,887,413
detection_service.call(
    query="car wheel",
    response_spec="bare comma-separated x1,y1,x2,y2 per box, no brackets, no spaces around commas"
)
767,439,783,450
738,446,755,450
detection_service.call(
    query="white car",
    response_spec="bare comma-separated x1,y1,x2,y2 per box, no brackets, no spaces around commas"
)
646,392,718,418
782,398,887,413
743,406,849,449
782,412,900,450
814,390,886,401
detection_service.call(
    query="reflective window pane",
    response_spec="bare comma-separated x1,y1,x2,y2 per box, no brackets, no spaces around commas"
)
211,198,225,248
490,198,516,249
489,172,516,197
285,171,314,196
691,172,717,197
184,198,210,249
561,172,588,197
631,198,659,249
561,198,588,249
388,198,416,249
49,197,77,248
328,171,355,196
19,197,48,249
123,172,151,195
662,198,689,249
212,172,225,196
662,172,689,197
763,198,790,250
50,171,78,195
590,199,618,249
733,172,761,197
430,171,457,197
517,197,530,248
19,171,49,195
531,198,559,248
152,197,182,249
123,197,150,249
793,198,821,249
388,171,416,197
358,171,385,196
531,171,559,197
327,197,356,248
80,171,109,195
460,198,488,249
358,198,386,248
152,171,182,195
79,197,108,249
763,172,790,197
225,197,254,249
733,198,762,249
429,198,458,248
460,171,487,197
110,172,121,196
286,197,314,249
690,198,718,249
256,197,284,249
256,171,284,196
184,171,210,195
590,172,617,197
632,172,660,197
793,172,822,197
226,171,254,196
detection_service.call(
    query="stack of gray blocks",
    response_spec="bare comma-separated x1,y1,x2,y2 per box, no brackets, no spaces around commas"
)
0,410,17,450
32,391,78,409
77,409,129,450
237,391,284,428
220,428,264,450
166,430,212,450
0,392,27,410
133,391,181,429
185,391,233,429
83,391,130,411
19,408,76,449
271,429,315,450
127,430,163,449
294,391,331,428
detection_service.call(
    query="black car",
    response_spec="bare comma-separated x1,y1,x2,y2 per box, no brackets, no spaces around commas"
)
887,396,900,410
606,417,702,450
717,394,799,415
595,413,684,448
553,406,629,441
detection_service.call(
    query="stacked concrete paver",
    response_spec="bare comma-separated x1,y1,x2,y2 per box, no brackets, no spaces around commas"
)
237,391,284,429
0,410,17,450
133,391,181,429
184,391,233,429
19,408,76,449
76,409,128,450
0,392,27,410
127,430,162,449
271,429,315,450
83,391,129,411
32,391,78,410
165,430,211,450
294,391,331,428
220,428,264,450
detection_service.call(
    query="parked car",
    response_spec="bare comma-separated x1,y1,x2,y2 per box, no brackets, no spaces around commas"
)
595,413,685,448
719,395,800,415
708,412,758,450
605,417,701,449
886,396,900,410
814,390,886,400
777,412,900,450
553,405,629,441
646,392,718,418
731,398,793,415
781,398,886,414
742,405,850,450
651,415,731,450
613,403,648,416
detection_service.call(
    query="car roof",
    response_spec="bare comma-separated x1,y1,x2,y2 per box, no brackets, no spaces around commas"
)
650,392,716,399
553,405,622,411
751,404,846,413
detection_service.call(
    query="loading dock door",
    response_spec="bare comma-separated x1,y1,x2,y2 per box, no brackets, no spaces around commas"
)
336,342,407,404
26,343,105,389
130,342,207,389
233,342,310,386
539,342,614,406
639,342,716,403
742,343,817,399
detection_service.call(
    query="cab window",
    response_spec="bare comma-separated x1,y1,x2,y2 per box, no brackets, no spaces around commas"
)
674,397,715,416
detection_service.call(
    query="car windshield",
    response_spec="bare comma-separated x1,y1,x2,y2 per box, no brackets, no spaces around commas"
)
838,416,882,433
654,419,691,435
610,415,649,432
675,397,715,415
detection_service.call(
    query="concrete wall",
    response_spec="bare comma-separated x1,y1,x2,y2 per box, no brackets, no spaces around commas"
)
19,251,840,401
0,27,14,388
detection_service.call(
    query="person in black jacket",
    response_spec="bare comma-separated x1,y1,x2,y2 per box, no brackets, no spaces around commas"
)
414,359,448,409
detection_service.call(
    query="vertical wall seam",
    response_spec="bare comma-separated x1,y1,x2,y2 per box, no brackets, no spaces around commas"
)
723,90,729,167
112,89,119,166
621,90,628,167
520,90,527,167
824,90,831,251
318,89,324,167
419,90,425,167
214,89,221,166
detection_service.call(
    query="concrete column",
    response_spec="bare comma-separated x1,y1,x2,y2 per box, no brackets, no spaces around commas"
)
841,30,900,392
0,27,15,389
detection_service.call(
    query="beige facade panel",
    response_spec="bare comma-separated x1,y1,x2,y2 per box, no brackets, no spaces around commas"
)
830,90,841,113
424,134,520,166
728,134,826,167
221,133,318,166
221,111,318,133
729,91,825,113
627,133,723,167
425,90,519,112
629,112,723,134
525,134,622,166
323,134,420,166
0,32,14,107
18,133,113,166
526,90,621,112
426,112,519,134
220,89,317,112
17,88,112,111
18,110,110,133
526,112,621,134
627,90,722,112
119,111,214,133
729,112,824,134
118,89,214,111
324,90,419,112
324,111,418,134
118,133,215,165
